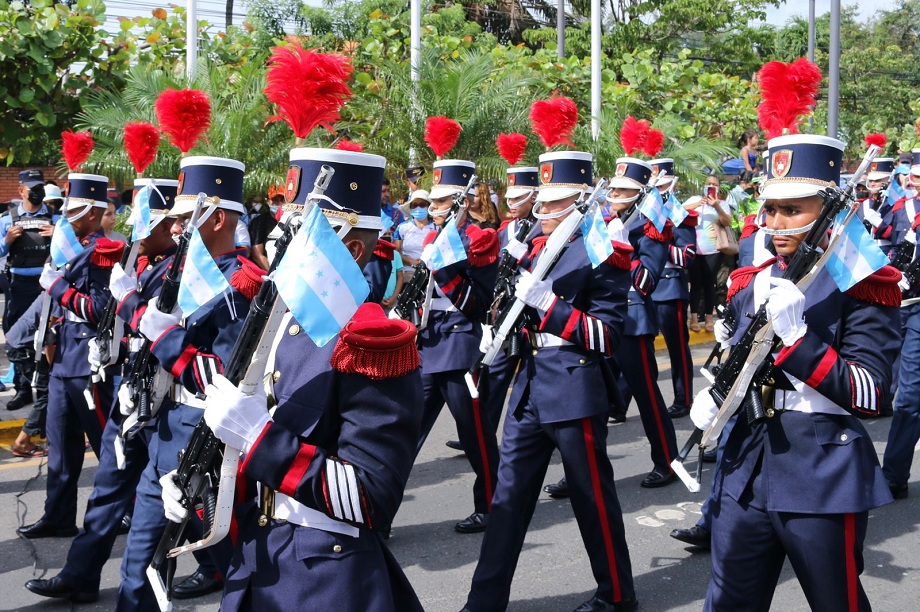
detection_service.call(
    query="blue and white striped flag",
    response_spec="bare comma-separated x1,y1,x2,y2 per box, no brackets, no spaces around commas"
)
826,209,889,292
177,228,230,317
131,185,152,241
885,178,907,208
380,210,394,234
423,217,467,270
667,192,689,225
274,205,370,347
581,205,613,267
639,188,669,232
50,215,85,267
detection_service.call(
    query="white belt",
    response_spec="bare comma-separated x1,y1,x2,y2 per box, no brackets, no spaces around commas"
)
65,311,87,323
171,383,207,409
429,296,457,312
772,372,849,417
128,337,145,353
531,332,573,348
271,490,359,537
875,239,892,247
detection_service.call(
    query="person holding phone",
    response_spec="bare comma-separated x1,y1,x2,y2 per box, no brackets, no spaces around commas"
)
683,175,732,332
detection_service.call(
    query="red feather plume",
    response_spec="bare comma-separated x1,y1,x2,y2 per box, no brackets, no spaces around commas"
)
265,41,353,141
61,131,94,171
756,58,822,139
155,89,211,154
496,132,528,166
529,94,578,149
644,128,665,158
864,132,887,151
620,116,651,156
335,139,364,152
123,122,161,174
425,116,462,158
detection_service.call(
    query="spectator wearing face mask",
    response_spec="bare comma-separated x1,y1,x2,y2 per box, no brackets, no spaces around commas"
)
394,189,434,282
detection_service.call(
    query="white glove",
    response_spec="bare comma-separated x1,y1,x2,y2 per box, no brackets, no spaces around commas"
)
690,387,720,436
607,218,627,244
138,302,182,342
419,243,437,269
713,318,732,350
479,324,494,354
109,263,138,302
764,277,807,346
864,208,883,228
118,381,136,416
514,270,555,313
204,374,271,455
160,470,187,524
39,263,63,290
504,237,528,260
88,338,106,370
899,272,912,292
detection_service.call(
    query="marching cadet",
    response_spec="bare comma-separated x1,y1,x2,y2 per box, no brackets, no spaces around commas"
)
416,159,501,533
648,158,698,418
169,147,425,611
463,151,638,612
861,157,898,256
18,173,124,539
691,134,899,610
24,179,179,603
608,157,679,488
0,169,57,410
116,157,257,609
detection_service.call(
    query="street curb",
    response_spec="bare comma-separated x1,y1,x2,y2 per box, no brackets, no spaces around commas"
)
654,330,714,352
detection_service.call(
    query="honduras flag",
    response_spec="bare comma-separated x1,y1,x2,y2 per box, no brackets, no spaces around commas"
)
423,216,467,270
50,215,85,267
177,228,230,317
826,209,889,292
274,205,369,347
130,185,153,241
581,205,613,267
639,188,669,232
885,177,907,208
380,210,394,234
667,192,689,225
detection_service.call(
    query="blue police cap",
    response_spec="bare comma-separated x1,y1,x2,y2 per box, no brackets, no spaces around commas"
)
759,135,844,200
286,148,386,232
608,157,652,191
171,156,245,216
19,169,44,188
66,173,109,209
506,166,538,199
536,151,592,203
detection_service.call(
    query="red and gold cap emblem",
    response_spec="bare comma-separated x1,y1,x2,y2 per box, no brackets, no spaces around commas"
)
508,173,516,186
772,150,793,179
176,171,185,195
432,168,442,185
540,163,553,184
615,163,627,177
285,166,301,203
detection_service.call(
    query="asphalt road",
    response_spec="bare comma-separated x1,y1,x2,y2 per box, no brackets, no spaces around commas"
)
1,345,918,611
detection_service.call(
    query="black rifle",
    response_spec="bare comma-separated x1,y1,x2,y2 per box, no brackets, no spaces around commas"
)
490,215,536,359
123,195,208,423
146,166,335,612
890,237,916,272
670,146,881,492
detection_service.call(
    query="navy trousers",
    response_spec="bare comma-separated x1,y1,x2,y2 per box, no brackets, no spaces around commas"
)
655,299,694,410
59,414,151,592
43,375,111,526
478,349,519,435
883,307,920,486
466,408,634,611
418,370,499,514
612,335,679,473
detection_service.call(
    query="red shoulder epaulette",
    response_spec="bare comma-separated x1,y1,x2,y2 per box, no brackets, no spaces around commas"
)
373,239,396,261
845,265,902,307
466,225,499,268
422,229,438,248
604,241,634,270
726,258,775,302
644,220,673,243
91,237,126,268
498,219,512,232
681,209,699,228
892,196,907,212
740,214,759,240
330,303,419,380
136,256,149,274
911,212,920,231
230,256,265,301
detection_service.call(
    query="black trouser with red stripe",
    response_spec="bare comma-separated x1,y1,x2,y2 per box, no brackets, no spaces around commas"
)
465,408,634,610
655,299,694,410
612,335,679,474
418,370,499,515
707,478,870,611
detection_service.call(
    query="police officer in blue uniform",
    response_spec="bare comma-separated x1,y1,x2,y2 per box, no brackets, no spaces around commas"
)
170,147,425,611
691,134,899,611
24,179,179,603
1,169,58,410
606,157,679,488
116,157,254,609
463,151,638,612
416,159,501,533
648,158,698,418
17,173,123,540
